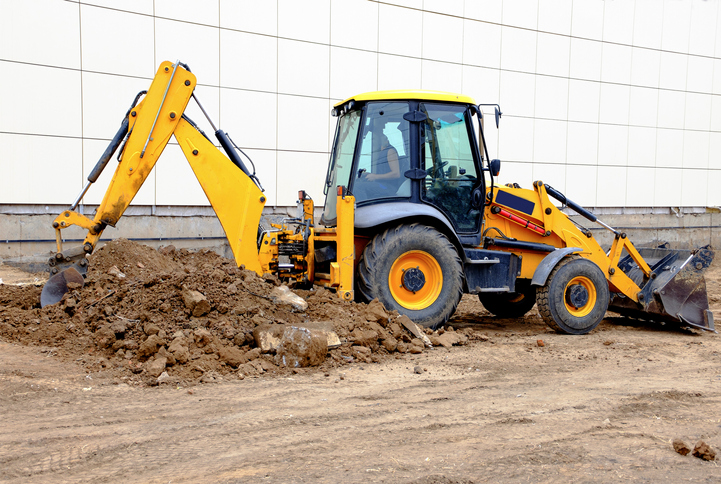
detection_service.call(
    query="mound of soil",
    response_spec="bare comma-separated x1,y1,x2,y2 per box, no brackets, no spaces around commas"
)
0,239,473,385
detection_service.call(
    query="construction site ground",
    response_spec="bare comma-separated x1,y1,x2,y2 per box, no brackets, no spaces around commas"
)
1,239,720,483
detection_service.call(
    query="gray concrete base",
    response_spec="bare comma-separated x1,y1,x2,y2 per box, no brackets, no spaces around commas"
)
1,205,719,273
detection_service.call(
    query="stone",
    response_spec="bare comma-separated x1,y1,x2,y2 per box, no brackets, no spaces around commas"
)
137,334,165,358
673,438,692,456
254,324,284,353
144,323,160,336
351,328,379,349
436,331,467,349
182,285,211,317
108,265,126,279
271,285,308,311
398,315,433,347
193,328,213,347
167,337,189,364
145,356,167,378
274,326,327,367
692,440,716,461
94,325,116,349
157,346,175,366
156,371,171,384
365,299,389,325
414,365,424,374
218,346,248,368
381,336,398,352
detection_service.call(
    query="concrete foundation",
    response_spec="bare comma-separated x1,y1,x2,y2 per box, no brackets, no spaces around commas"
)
1,204,719,272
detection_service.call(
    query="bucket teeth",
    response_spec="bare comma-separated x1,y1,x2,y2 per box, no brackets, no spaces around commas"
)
609,245,716,331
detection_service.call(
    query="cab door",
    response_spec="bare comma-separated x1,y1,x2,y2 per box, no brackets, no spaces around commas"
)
419,102,483,235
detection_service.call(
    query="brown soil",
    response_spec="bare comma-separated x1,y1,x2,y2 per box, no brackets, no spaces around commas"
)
0,240,476,386
1,240,720,483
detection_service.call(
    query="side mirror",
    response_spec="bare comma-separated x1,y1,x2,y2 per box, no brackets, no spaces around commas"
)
494,107,502,128
490,159,501,177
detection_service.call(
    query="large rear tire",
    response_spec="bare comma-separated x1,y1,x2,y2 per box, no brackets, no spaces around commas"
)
357,224,463,329
536,256,609,335
479,280,536,318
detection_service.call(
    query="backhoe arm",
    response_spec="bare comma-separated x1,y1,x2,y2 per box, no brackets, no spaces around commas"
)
43,61,266,305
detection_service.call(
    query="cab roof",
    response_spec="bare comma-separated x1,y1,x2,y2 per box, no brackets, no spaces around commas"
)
334,90,476,108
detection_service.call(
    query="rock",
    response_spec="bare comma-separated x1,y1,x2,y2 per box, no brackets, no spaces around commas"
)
193,328,213,347
200,371,223,383
137,334,165,358
108,265,126,279
351,328,379,349
94,325,116,349
254,324,284,353
275,326,327,367
436,332,467,349
365,299,389,325
398,315,433,347
144,323,160,336
167,337,189,364
145,356,167,377
156,371,171,384
182,285,211,317
354,345,371,355
156,346,175,366
692,440,716,461
110,321,128,337
245,348,262,362
381,336,398,352
537,339,545,347
413,365,424,374
299,321,341,349
271,285,308,311
218,346,248,368
673,438,692,456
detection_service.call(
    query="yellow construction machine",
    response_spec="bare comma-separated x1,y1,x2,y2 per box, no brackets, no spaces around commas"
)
42,61,715,334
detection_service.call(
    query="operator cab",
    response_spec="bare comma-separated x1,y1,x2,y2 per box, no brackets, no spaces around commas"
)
322,91,490,239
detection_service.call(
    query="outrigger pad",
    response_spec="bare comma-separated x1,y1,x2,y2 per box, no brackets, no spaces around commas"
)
40,267,85,308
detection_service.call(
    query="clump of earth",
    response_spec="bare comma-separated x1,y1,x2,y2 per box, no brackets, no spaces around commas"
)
0,239,476,385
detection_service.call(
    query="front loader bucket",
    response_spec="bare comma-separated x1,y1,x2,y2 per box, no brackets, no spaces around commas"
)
609,246,715,331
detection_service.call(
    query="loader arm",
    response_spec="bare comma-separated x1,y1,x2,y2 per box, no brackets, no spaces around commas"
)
43,61,266,305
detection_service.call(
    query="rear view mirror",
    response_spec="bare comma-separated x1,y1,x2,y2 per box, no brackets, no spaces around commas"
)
490,159,501,177
494,107,502,128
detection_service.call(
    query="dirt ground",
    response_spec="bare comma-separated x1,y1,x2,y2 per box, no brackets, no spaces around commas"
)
1,240,720,483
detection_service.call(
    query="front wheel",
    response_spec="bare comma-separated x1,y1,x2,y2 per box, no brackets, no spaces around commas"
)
356,224,463,329
536,256,610,335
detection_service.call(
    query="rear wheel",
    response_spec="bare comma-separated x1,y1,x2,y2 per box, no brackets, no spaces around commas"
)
536,256,609,335
479,280,536,318
357,224,463,329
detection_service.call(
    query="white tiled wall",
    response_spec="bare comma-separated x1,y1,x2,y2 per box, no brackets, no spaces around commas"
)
1,0,719,211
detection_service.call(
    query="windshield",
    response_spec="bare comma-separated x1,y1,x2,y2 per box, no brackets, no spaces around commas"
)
321,109,361,224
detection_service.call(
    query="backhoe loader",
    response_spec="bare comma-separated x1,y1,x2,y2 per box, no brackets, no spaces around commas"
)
42,61,715,335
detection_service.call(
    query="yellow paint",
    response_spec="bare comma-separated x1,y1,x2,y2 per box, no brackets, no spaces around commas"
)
483,181,651,302
563,276,597,317
175,118,265,275
335,90,476,107
388,250,443,310
336,191,355,300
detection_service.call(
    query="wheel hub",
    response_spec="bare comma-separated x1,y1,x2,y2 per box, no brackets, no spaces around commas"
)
565,284,589,309
402,267,426,293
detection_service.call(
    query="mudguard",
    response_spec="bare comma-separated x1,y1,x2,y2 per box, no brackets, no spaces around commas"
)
531,247,583,286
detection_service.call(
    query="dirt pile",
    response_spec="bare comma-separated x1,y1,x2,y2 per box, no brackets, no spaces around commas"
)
0,239,473,385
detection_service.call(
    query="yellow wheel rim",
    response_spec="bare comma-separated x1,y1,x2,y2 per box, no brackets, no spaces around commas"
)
563,276,596,317
389,250,443,310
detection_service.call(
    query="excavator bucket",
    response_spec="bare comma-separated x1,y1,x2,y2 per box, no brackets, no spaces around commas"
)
609,245,715,331
40,267,85,308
